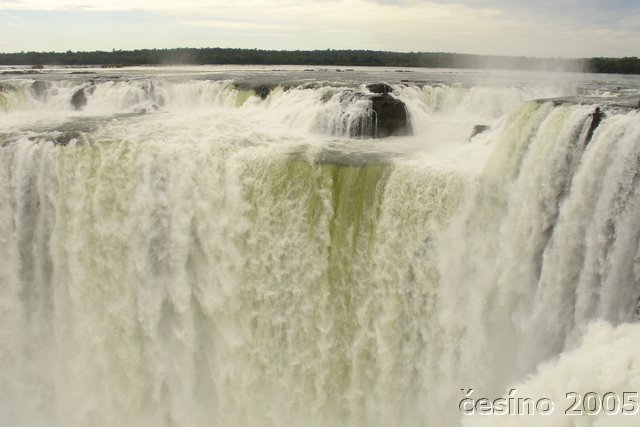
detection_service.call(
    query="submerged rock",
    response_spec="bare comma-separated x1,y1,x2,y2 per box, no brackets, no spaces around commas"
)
370,94,409,138
253,84,274,100
54,131,87,145
366,83,393,95
336,89,409,138
469,125,490,140
70,82,97,110
143,81,165,107
71,88,88,110
584,107,604,145
31,81,50,100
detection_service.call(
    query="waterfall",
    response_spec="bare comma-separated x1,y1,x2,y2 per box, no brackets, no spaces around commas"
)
1,69,639,427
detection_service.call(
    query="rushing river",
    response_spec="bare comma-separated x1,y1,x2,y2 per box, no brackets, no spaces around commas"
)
1,65,640,427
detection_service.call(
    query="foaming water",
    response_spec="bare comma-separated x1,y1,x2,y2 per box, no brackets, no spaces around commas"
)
1,66,640,427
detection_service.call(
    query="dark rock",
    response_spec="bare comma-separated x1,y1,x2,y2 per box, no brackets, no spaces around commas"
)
54,131,86,145
86,83,97,95
327,89,409,138
71,88,88,110
253,84,274,100
584,107,604,145
31,81,50,100
469,125,490,140
143,81,165,106
366,83,393,95
370,94,409,138
299,82,321,90
320,91,334,103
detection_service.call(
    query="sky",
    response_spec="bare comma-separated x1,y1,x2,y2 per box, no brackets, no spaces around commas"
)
0,0,639,58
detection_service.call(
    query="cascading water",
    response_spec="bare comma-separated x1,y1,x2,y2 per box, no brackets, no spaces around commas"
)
1,66,639,427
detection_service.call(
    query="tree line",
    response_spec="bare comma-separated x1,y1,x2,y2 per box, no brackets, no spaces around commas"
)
0,48,638,74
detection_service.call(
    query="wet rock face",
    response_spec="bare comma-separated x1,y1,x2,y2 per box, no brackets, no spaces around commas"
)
469,125,490,140
71,89,88,110
54,131,86,145
584,107,604,145
253,84,273,100
31,81,51,100
370,94,409,138
354,83,408,138
233,82,278,100
366,83,393,95
70,83,97,111
327,88,409,138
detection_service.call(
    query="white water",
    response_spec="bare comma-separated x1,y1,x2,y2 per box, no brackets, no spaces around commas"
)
1,66,640,427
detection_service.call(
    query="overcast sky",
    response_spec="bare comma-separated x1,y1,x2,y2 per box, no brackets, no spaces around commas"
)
1,0,638,57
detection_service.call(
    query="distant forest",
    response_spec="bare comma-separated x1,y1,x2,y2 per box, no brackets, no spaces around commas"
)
1,48,639,74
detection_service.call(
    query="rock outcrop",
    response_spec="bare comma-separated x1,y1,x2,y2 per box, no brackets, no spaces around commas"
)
54,131,86,145
31,81,50,100
584,107,604,145
366,83,393,95
356,83,409,138
70,83,96,111
469,125,490,140
249,84,278,100
71,89,88,110
370,93,409,138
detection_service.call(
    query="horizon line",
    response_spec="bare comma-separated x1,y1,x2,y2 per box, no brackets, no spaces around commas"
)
1,47,636,61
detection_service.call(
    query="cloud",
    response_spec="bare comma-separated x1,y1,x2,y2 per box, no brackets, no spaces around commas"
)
0,0,638,57
180,19,295,31
364,0,640,31
0,0,182,11
419,0,639,25
1,0,637,28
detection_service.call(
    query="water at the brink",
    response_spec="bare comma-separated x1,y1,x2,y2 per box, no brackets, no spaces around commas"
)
1,65,640,427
